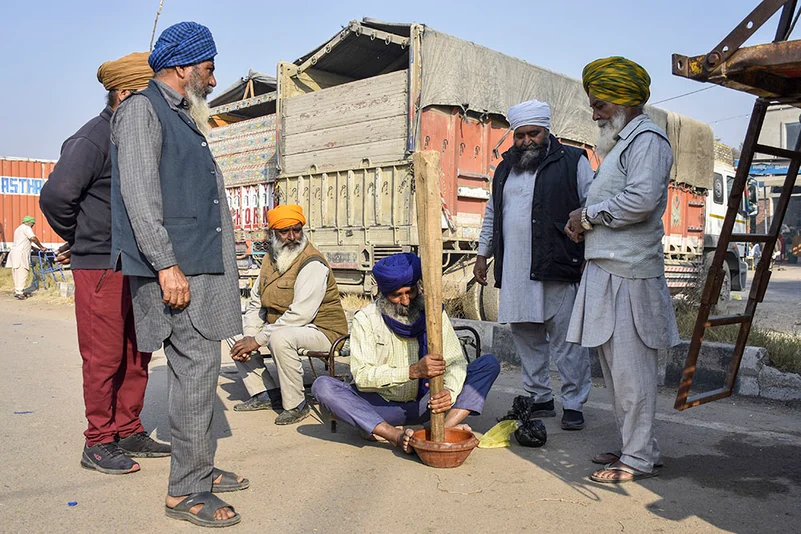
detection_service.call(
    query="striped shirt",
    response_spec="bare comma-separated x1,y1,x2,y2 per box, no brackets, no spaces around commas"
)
350,303,467,403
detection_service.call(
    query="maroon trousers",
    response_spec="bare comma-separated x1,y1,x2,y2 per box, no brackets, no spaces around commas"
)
73,269,152,446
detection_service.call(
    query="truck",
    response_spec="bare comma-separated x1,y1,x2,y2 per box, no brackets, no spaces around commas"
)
207,18,738,320
1,157,62,263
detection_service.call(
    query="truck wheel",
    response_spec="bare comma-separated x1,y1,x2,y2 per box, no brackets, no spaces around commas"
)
481,266,500,323
463,262,500,322
463,280,483,320
704,252,731,304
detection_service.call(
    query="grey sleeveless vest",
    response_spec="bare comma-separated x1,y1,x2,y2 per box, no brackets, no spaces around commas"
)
584,115,671,279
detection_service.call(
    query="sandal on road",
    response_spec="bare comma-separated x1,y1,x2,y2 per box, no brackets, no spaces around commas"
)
211,468,249,493
165,491,240,528
592,452,663,468
590,462,659,484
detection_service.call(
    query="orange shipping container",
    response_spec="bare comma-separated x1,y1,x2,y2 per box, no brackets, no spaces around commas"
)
1,157,63,250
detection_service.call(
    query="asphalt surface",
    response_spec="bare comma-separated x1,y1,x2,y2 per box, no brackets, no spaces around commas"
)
2,294,800,533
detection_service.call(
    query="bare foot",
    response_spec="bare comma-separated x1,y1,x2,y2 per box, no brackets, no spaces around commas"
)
449,423,473,433
389,427,416,453
165,495,235,521
590,461,658,484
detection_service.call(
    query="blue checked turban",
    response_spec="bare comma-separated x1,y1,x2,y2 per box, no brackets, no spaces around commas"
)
149,21,217,72
372,253,422,295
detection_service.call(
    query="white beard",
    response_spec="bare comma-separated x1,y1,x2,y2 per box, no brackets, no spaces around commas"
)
595,110,628,158
186,90,212,136
271,233,308,274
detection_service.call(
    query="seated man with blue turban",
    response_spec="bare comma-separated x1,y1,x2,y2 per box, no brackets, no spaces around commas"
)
312,253,500,452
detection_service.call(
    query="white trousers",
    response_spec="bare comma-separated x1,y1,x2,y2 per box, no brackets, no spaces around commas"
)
11,266,29,294
235,326,331,410
597,281,661,473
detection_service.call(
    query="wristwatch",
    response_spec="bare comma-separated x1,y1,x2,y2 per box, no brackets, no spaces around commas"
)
580,207,593,231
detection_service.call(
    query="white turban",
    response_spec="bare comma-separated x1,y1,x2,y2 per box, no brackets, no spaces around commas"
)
507,99,551,131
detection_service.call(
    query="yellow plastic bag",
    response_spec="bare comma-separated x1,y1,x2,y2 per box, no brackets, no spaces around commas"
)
477,420,520,449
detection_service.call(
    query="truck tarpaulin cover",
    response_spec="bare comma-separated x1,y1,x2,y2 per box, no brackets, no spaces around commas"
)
419,28,713,189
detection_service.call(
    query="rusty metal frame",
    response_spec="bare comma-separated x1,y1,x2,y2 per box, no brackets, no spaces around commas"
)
673,1,801,102
673,0,801,410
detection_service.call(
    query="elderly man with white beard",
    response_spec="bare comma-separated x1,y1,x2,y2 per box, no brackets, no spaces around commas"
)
564,56,680,484
475,99,593,431
111,22,248,527
229,204,349,426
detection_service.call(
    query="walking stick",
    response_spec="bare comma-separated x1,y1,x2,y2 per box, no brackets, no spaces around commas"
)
413,151,445,442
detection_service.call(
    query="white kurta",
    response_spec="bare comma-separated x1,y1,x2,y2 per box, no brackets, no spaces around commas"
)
6,224,36,269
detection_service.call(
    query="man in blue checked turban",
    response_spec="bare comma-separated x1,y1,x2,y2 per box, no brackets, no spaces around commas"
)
312,252,500,455
110,20,246,528
149,22,217,73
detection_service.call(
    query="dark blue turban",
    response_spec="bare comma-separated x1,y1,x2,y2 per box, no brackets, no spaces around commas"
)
149,22,217,72
372,253,422,295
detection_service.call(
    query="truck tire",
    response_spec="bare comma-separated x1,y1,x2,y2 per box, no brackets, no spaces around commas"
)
704,252,731,304
463,280,483,321
481,266,500,323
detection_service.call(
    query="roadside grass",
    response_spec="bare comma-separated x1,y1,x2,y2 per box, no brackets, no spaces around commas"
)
674,293,801,375
0,266,73,304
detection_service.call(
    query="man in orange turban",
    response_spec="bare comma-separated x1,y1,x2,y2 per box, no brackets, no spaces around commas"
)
266,204,307,230
229,204,348,425
39,51,167,477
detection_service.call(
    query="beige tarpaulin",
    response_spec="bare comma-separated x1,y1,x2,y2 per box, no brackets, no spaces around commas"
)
419,27,713,189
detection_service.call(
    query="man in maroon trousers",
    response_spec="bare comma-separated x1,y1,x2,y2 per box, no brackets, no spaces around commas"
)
40,52,170,474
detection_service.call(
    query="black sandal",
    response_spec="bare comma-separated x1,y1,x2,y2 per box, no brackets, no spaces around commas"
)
165,491,241,528
211,467,250,493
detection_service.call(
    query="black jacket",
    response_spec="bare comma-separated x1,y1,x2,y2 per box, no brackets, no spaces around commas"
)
490,136,586,287
40,107,114,270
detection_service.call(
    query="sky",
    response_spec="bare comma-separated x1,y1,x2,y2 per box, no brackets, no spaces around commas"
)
0,0,796,160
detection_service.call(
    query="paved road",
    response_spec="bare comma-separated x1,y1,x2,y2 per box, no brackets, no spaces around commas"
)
731,263,801,334
2,295,800,533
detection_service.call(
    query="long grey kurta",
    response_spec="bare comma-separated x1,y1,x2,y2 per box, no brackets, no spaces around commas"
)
111,80,241,497
478,154,594,410
566,114,680,474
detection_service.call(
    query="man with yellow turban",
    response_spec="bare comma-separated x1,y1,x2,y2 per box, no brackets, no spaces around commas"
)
40,52,171,477
229,204,348,425
564,56,679,484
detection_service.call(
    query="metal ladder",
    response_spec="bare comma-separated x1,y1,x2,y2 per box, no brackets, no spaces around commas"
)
672,0,801,409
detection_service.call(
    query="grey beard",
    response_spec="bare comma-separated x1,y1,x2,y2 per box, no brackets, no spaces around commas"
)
186,70,213,136
270,232,307,274
509,143,548,174
595,110,627,158
376,291,426,325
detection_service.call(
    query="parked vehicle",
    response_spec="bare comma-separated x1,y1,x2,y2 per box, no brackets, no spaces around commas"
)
208,19,724,320
1,157,61,261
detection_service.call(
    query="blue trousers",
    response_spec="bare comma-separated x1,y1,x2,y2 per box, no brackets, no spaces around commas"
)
312,355,500,434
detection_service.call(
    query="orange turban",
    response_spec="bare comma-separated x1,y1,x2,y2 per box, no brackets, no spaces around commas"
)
267,204,306,229
97,52,153,91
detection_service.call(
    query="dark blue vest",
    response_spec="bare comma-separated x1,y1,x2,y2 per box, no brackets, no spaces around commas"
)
110,80,223,277
490,136,586,286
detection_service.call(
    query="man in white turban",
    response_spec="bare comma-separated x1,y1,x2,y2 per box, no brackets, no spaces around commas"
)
475,99,594,430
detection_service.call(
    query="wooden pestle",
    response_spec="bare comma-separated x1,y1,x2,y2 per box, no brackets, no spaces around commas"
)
413,151,445,442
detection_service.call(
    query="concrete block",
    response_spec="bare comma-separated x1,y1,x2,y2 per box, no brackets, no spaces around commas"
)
758,366,801,401
735,375,760,397
491,322,519,365
58,282,75,298
739,346,767,377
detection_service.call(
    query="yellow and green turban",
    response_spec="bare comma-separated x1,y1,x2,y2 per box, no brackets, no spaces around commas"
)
582,56,651,107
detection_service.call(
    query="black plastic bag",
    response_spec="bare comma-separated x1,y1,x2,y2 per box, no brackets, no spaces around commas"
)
514,418,547,448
